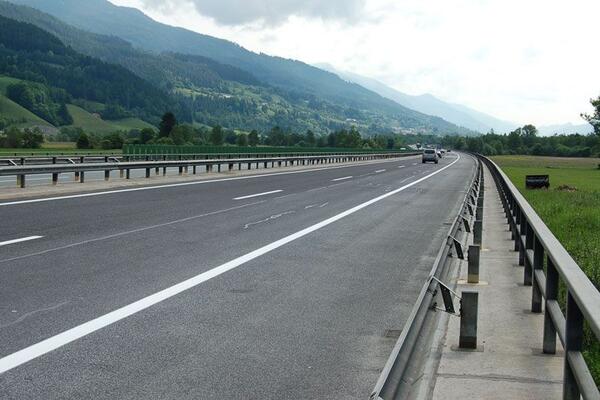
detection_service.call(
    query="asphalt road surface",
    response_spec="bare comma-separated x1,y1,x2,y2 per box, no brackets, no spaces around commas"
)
0,152,474,399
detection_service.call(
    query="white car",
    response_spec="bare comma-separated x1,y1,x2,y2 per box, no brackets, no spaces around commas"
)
422,149,438,164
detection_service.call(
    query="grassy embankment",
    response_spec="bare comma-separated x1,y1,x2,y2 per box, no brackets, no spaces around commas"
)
492,155,600,383
0,75,155,134
0,143,121,155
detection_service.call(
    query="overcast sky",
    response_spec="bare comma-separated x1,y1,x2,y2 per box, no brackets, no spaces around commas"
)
109,0,600,127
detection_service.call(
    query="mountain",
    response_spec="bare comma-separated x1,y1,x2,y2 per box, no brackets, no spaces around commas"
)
538,123,594,136
316,63,517,134
5,0,473,136
0,13,185,128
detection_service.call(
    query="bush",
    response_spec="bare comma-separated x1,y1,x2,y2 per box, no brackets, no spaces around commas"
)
76,132,91,149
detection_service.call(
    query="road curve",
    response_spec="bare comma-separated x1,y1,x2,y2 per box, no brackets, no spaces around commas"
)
0,152,474,399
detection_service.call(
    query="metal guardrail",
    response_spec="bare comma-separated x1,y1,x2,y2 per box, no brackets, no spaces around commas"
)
0,151,418,166
481,155,600,400
370,155,483,399
0,152,418,188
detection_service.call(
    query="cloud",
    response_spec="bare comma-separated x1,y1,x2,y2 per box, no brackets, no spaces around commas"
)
141,0,366,26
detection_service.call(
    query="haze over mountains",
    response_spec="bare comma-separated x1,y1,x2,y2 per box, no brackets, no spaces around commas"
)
2,0,475,136
1,0,592,138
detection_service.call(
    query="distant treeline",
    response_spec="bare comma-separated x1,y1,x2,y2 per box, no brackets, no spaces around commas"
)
440,124,600,158
43,111,406,150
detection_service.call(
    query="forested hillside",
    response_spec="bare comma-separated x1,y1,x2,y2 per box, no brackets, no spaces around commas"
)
2,0,472,136
0,14,181,125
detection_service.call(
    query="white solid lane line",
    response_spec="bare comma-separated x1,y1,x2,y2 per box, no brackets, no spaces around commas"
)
375,169,386,173
331,176,353,182
0,236,43,247
0,154,461,375
398,165,406,169
233,190,283,200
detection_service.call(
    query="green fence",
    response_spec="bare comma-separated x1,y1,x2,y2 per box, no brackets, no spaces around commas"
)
123,144,403,156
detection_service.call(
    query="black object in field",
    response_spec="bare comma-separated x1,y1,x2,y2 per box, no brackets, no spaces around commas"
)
525,175,550,189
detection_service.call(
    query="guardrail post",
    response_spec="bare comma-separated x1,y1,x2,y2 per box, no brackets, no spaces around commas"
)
523,220,533,286
563,292,583,400
126,169,131,179
193,165,197,175
104,170,110,181
17,174,25,188
120,169,124,179
459,291,479,349
178,166,183,175
52,173,59,185
514,207,521,252
146,168,151,178
468,245,480,284
473,220,483,245
543,256,558,354
519,219,526,266
228,163,233,172
476,205,484,221
531,236,544,313
248,162,251,170
80,171,85,183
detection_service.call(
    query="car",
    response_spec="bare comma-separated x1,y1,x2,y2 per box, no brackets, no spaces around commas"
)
437,150,443,158
422,149,438,164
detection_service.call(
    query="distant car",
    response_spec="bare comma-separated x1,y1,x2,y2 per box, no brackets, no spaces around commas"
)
436,150,443,158
422,149,438,164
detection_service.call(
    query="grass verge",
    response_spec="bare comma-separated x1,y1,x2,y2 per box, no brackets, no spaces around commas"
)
492,155,600,386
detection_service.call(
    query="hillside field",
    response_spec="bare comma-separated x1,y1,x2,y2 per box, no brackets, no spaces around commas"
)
65,104,155,134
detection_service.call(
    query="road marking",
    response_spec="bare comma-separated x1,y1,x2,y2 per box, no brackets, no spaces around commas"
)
412,163,418,165
0,157,418,207
397,166,406,169
0,236,43,247
375,169,386,173
399,176,416,184
331,176,353,182
233,190,283,200
0,154,460,374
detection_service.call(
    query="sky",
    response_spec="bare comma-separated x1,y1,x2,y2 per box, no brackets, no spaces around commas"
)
108,0,600,127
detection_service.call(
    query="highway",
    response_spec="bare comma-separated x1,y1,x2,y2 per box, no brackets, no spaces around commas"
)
0,153,474,399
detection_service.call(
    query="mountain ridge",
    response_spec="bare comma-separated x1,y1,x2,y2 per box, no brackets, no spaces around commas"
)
6,0,474,136
315,63,517,134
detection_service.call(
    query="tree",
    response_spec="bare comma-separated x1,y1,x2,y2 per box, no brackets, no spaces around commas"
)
76,132,91,149
224,130,237,145
159,112,177,138
306,130,316,146
139,128,155,144
582,96,600,135
248,130,259,146
236,133,248,146
267,126,286,146
22,128,44,148
3,127,23,148
209,125,224,145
